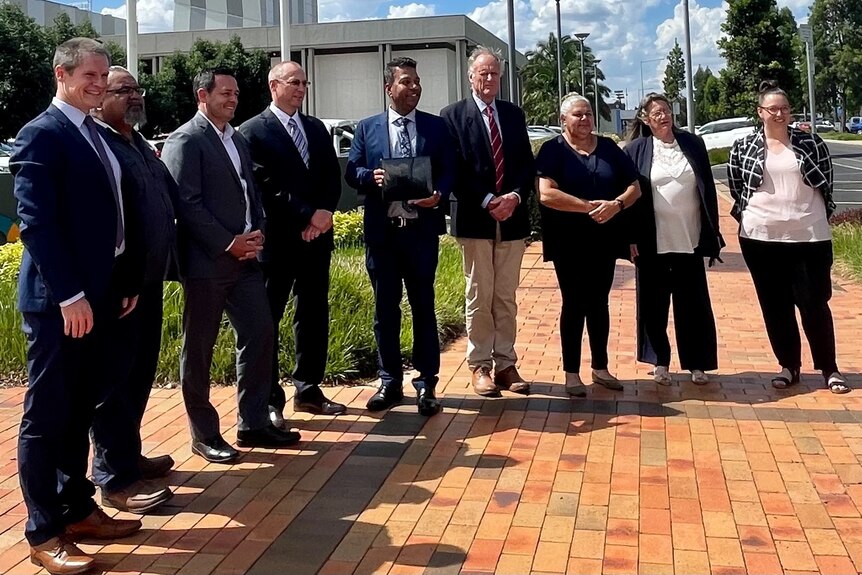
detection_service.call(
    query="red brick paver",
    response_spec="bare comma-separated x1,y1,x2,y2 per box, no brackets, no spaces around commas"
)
0,196,860,574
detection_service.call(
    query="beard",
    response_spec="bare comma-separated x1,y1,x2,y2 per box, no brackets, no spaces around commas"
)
124,104,147,128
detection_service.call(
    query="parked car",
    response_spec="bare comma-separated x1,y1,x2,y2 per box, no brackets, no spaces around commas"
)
0,148,10,173
695,117,756,150
847,117,862,134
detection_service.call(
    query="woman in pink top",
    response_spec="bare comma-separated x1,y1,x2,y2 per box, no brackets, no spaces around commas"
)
727,80,848,394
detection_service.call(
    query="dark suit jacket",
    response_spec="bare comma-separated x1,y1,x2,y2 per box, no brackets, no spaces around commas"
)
344,109,455,245
161,112,265,279
440,97,535,240
12,105,143,313
624,130,724,259
238,108,341,254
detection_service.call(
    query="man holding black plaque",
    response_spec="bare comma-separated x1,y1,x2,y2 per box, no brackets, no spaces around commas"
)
345,56,455,417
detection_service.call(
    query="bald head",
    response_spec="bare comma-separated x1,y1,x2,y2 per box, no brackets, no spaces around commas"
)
98,65,146,135
268,61,308,115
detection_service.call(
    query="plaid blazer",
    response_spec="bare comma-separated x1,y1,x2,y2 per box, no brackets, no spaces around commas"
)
726,126,834,222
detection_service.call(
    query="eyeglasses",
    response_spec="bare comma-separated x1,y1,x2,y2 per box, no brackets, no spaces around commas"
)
107,87,146,97
570,112,594,120
277,79,311,87
648,110,671,120
759,105,791,115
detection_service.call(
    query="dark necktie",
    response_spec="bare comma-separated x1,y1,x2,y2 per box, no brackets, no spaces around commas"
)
393,117,413,157
486,106,504,194
83,116,123,248
288,117,309,167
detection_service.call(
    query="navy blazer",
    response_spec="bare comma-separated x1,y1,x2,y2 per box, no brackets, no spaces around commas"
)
239,108,341,253
344,109,455,244
624,130,724,259
12,105,143,312
440,97,535,241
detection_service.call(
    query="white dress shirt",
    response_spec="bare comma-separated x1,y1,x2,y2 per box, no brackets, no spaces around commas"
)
196,111,252,241
52,98,125,307
471,92,520,208
269,102,308,148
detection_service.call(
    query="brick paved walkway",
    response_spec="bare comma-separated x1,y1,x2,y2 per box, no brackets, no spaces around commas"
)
0,198,861,574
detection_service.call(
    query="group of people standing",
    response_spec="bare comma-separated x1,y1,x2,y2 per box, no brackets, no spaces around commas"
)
8,34,848,575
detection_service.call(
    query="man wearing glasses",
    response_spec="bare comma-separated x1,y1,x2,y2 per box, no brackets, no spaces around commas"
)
89,66,176,514
239,61,346,427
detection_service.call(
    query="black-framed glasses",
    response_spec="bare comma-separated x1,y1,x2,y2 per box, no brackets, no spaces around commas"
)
277,79,311,87
107,87,146,97
759,105,791,115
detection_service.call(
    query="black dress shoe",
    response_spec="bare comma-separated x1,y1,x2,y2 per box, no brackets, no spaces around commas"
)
139,454,174,479
294,393,347,416
236,424,301,448
416,387,441,417
366,384,404,412
191,436,239,463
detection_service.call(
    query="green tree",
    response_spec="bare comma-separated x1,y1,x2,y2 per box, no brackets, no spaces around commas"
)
44,12,99,46
693,66,722,124
521,34,611,126
662,40,686,100
810,0,862,126
0,4,53,139
718,0,802,116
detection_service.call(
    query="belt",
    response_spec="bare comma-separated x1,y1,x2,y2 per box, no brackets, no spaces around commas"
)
390,216,418,228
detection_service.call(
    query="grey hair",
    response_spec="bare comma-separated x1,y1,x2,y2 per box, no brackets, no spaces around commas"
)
467,46,505,74
53,37,111,72
560,92,591,115
108,65,136,81
268,60,302,82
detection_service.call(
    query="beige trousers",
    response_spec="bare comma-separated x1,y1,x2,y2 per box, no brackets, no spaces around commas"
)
458,233,526,372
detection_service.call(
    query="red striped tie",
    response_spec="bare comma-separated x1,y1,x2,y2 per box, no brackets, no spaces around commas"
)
486,106,504,194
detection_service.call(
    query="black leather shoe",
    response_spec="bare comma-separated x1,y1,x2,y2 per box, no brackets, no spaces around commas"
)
236,424,301,448
191,436,239,463
294,393,347,416
366,384,404,412
139,454,174,479
416,387,441,417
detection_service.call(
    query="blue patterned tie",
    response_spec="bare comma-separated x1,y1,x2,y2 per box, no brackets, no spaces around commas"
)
288,118,309,166
393,117,412,157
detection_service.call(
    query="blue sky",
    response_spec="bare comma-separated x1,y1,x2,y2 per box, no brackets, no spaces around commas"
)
92,0,811,107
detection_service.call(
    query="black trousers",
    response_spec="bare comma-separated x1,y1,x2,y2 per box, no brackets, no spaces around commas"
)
366,226,440,391
552,251,617,372
740,238,838,374
262,241,332,411
635,253,718,371
91,280,164,491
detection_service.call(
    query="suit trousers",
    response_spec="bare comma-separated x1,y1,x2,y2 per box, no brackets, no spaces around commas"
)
262,242,332,411
552,250,618,372
635,253,718,371
91,280,165,491
365,226,440,391
457,234,526,372
180,264,273,442
18,306,120,545
740,237,838,374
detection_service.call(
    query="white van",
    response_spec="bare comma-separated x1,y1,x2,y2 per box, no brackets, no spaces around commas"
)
696,117,756,150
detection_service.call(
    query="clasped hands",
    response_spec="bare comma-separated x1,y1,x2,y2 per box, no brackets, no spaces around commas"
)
587,199,622,224
302,209,334,242
372,168,441,209
487,193,519,221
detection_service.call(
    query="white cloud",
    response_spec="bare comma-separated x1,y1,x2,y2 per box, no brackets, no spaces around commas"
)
319,0,385,22
387,3,436,18
101,0,174,33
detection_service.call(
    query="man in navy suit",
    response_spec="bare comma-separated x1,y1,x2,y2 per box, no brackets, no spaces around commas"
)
239,61,346,428
345,56,455,417
11,37,144,574
441,46,535,398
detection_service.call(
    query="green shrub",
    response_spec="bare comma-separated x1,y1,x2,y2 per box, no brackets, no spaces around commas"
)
0,242,23,284
708,147,730,165
823,132,862,141
833,223,862,282
333,209,364,248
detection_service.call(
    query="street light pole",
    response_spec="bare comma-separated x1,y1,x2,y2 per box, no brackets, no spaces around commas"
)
799,23,817,135
126,0,138,78
555,0,563,106
574,32,589,95
593,59,601,120
279,0,290,61
639,57,665,102
682,0,696,132
506,0,518,103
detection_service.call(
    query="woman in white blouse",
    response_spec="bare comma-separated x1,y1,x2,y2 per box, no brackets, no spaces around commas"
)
728,81,848,394
624,93,724,386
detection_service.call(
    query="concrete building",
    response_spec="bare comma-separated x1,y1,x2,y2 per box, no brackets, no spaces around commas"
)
2,0,124,34
173,0,317,32
104,15,525,120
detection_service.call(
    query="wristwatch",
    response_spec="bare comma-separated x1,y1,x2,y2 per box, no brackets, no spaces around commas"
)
615,198,625,211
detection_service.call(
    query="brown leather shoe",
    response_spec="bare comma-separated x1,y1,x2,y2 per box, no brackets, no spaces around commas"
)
102,480,173,514
30,537,94,575
495,365,530,395
472,367,500,397
64,507,142,541
139,454,174,479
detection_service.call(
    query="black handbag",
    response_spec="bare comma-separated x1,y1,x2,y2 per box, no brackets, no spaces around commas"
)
381,156,433,202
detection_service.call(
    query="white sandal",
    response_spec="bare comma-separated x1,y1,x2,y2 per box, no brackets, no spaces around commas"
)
825,372,850,394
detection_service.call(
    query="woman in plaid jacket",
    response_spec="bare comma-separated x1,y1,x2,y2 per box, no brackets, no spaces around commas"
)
727,80,848,394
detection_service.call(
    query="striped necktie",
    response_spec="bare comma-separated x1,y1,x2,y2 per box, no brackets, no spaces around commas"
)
288,117,309,166
486,106,504,194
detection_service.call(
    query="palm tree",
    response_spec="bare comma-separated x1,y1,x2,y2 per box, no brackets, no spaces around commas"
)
522,33,613,126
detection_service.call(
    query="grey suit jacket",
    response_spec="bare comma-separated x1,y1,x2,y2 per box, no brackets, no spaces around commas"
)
162,112,265,279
